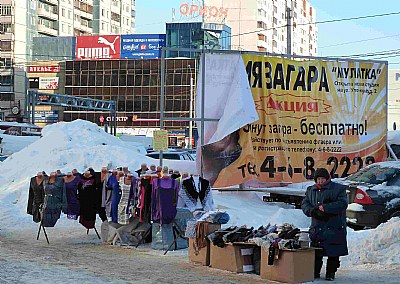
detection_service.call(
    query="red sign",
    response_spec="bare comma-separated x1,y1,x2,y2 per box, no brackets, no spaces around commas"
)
76,35,121,60
28,66,60,73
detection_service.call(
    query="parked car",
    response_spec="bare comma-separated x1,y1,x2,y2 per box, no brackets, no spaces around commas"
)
0,154,8,162
146,150,195,161
335,161,400,229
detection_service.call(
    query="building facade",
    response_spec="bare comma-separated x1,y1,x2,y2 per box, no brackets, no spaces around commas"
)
166,22,231,57
63,58,196,131
204,0,317,55
0,0,136,119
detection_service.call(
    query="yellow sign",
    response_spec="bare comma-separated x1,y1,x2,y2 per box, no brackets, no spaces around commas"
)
153,130,169,151
203,55,388,187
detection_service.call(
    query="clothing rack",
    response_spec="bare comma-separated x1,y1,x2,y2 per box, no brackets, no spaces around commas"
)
163,221,188,255
36,223,49,244
86,227,101,239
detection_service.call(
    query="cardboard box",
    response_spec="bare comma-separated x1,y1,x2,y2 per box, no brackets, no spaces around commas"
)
210,243,257,273
188,223,221,266
260,248,315,283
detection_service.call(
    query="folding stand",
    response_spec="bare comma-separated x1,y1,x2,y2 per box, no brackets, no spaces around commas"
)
36,223,49,244
86,227,101,239
163,221,188,255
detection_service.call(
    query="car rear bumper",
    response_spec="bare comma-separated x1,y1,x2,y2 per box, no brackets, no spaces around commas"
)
346,209,381,228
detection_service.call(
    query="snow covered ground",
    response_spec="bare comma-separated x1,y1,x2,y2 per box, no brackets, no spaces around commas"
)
0,120,399,283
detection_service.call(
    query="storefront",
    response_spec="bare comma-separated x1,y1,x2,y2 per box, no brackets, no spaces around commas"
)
63,58,197,132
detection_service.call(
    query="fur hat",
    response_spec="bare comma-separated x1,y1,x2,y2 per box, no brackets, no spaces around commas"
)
314,168,330,182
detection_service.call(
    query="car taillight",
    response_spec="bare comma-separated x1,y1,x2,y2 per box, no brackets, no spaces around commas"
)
354,188,374,205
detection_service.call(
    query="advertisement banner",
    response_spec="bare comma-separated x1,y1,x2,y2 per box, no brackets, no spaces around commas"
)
34,110,59,123
201,54,388,187
39,77,59,89
153,130,169,150
76,35,121,60
121,34,166,59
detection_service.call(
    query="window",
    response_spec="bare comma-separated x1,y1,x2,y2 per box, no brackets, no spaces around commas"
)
0,5,12,16
62,8,65,17
68,10,72,19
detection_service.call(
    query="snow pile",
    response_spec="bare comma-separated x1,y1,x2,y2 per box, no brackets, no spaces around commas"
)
343,218,400,268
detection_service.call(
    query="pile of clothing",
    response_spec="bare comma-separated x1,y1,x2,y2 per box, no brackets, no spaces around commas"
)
251,223,302,265
185,210,230,238
207,226,255,247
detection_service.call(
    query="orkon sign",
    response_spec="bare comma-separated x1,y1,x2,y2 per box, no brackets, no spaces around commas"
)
76,35,121,60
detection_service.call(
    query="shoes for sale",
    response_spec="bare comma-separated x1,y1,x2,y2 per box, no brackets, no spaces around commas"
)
325,272,335,281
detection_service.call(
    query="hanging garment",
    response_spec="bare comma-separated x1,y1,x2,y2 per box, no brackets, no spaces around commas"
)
108,174,122,223
41,177,67,227
27,176,47,223
198,177,215,211
100,172,111,213
93,171,107,222
64,176,81,220
117,177,136,225
138,177,153,223
151,177,179,224
78,175,97,229
105,173,117,217
177,176,199,212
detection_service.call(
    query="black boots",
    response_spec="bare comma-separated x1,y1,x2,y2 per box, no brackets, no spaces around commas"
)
325,272,335,281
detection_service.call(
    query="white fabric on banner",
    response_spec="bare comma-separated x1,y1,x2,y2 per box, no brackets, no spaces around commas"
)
196,53,259,146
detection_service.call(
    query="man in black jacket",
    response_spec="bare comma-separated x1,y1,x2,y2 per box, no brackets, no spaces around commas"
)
301,168,348,281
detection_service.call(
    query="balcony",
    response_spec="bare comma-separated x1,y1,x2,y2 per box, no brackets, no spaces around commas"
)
38,7,58,21
75,9,93,21
257,39,269,49
40,0,58,5
75,23,92,34
37,24,58,36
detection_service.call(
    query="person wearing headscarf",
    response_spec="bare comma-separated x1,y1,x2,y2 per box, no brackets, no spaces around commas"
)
301,168,348,281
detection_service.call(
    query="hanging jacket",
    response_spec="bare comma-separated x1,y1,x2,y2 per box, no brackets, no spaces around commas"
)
41,176,67,227
27,175,48,223
78,174,97,229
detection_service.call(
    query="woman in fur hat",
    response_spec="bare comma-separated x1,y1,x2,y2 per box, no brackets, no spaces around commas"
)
301,168,348,281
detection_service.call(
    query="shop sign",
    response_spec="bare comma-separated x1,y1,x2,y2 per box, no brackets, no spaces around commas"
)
34,110,59,123
39,77,59,90
121,34,166,59
29,77,39,88
28,66,60,73
180,3,228,18
105,116,128,122
199,53,388,187
76,35,121,60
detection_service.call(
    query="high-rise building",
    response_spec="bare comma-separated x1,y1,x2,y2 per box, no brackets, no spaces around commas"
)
0,0,136,119
204,0,317,55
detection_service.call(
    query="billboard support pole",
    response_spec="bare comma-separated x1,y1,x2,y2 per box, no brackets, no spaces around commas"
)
159,47,166,167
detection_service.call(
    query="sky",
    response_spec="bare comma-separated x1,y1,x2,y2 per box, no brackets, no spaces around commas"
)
135,0,400,67
0,120,400,282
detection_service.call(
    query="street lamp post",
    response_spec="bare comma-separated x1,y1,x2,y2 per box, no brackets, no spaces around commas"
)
188,64,193,149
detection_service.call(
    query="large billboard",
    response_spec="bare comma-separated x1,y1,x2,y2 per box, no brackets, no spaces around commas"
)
198,54,388,187
121,34,166,59
76,35,121,60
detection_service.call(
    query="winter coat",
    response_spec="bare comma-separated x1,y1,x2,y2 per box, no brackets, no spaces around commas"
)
27,176,48,223
41,177,67,227
301,180,348,257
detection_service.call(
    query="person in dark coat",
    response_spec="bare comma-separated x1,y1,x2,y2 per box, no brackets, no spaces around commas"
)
301,168,348,281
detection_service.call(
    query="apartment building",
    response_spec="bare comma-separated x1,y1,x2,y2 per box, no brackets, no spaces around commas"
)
0,0,136,119
204,0,317,56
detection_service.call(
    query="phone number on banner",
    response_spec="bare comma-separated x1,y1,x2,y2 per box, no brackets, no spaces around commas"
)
238,155,376,180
